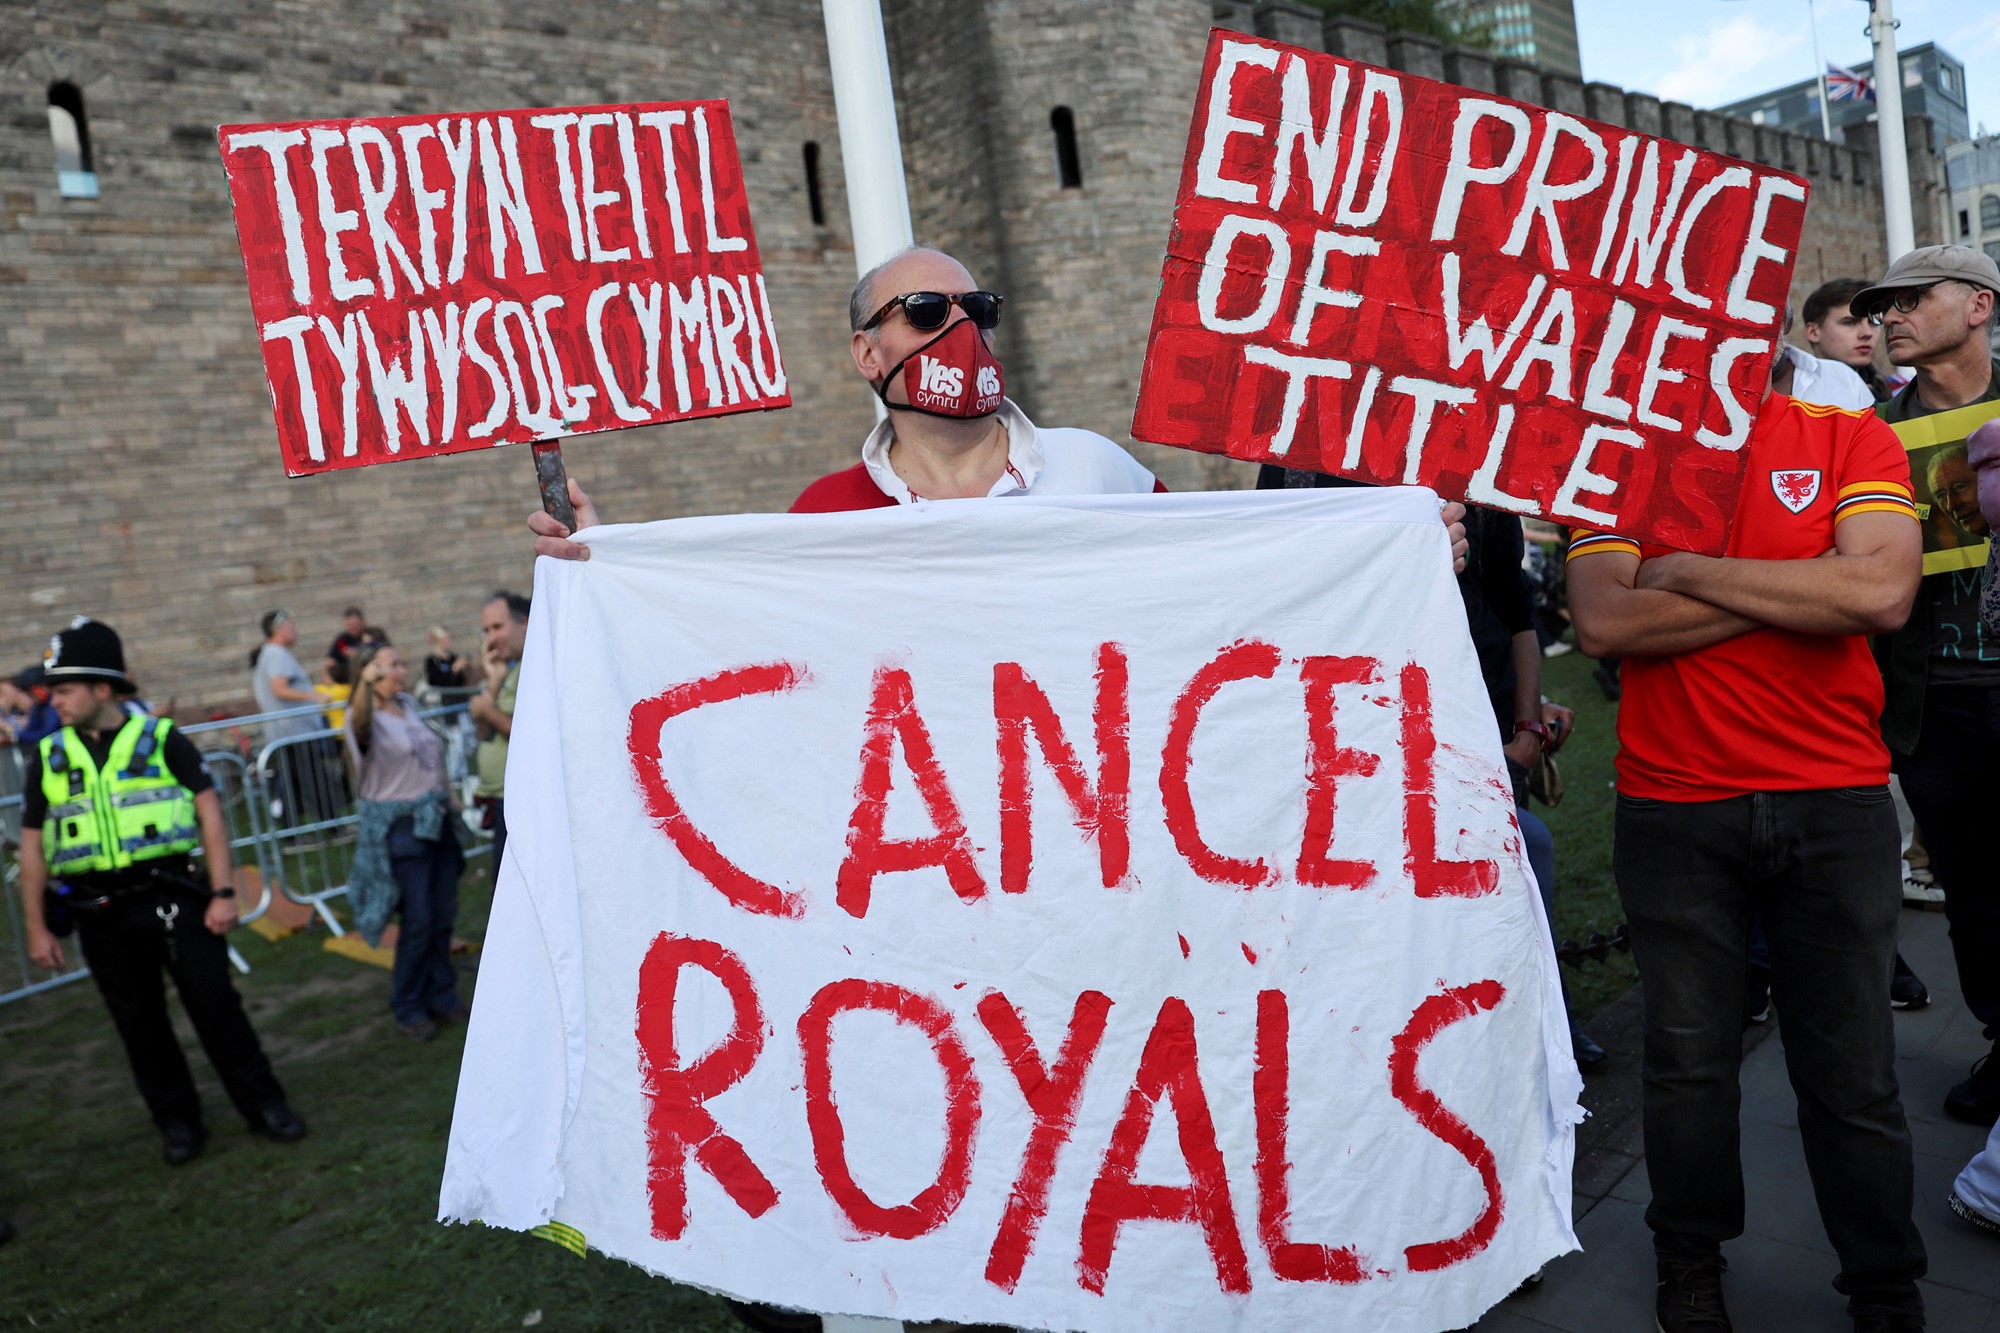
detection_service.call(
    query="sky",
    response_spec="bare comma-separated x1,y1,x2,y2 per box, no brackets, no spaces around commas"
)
1573,0,2000,137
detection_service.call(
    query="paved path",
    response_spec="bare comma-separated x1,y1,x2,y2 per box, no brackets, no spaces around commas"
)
1476,907,1998,1332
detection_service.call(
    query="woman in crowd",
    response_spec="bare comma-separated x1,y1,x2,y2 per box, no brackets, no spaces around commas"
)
422,626,469,692
344,642,465,1040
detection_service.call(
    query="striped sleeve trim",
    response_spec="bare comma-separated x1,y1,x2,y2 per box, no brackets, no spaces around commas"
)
1837,480,1913,499
1833,481,1917,521
1792,399,1871,420
1566,532,1642,561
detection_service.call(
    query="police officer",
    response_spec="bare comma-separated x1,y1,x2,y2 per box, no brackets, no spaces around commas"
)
16,619,307,1165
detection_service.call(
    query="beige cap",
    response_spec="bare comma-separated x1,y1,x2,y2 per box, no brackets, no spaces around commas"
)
1849,245,2000,317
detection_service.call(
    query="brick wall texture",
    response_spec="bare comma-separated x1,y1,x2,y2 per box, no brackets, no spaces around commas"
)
0,0,1947,710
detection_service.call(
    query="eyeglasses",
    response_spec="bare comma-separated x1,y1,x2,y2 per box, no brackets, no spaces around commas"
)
861,290,1004,333
1867,281,1961,325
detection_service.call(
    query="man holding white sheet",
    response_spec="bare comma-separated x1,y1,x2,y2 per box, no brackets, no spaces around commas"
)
520,246,1470,1333
528,246,1471,553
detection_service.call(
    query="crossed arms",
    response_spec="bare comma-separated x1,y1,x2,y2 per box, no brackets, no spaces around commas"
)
1567,511,1920,660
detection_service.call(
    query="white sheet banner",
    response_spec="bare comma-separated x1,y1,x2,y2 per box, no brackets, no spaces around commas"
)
441,487,1582,1332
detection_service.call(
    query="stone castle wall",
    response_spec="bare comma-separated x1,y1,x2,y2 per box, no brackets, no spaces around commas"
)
1,1,871,707
0,0,1940,708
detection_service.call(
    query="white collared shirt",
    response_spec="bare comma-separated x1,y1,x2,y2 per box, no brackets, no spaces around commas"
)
860,399,1159,503
1782,344,1876,411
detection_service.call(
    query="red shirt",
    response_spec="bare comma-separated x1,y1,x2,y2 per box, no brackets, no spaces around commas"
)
1568,394,1918,801
790,463,899,513
790,463,1170,512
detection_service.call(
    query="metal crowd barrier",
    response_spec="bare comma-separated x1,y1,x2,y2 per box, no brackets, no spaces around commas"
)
0,701,489,1005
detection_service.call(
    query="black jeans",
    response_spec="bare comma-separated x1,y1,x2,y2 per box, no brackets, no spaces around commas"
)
1615,787,1925,1315
76,891,286,1131
1897,684,2000,1041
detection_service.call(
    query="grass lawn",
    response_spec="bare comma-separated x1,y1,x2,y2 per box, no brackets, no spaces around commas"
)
1534,649,1640,1022
0,657,1635,1330
0,863,744,1333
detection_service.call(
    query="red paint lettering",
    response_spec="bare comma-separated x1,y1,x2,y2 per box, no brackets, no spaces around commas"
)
994,642,1132,895
976,989,1114,1292
1400,663,1499,898
1390,979,1508,1272
628,663,810,919
1159,640,1283,888
798,979,982,1240
1297,655,1381,891
1077,996,1251,1295
836,664,989,919
634,934,780,1239
1254,990,1369,1282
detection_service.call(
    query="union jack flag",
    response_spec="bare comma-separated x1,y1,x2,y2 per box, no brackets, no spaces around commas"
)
1825,63,1874,103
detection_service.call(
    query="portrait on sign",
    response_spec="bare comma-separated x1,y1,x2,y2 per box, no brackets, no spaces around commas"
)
1889,400,2000,577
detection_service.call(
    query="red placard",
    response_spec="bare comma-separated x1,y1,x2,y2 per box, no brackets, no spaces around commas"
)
1132,31,1811,554
218,101,788,477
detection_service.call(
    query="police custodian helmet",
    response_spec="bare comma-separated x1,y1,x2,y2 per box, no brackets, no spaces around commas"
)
44,617,135,693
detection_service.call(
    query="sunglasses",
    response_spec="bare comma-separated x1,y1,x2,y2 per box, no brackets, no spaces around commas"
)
862,290,1004,333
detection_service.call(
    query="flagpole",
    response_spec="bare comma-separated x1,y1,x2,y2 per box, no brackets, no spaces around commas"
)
1807,1,1832,140
822,0,915,423
1867,0,1915,260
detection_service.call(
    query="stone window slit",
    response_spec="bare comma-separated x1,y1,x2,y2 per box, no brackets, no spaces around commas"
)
48,81,98,199
803,141,826,226
1050,107,1082,189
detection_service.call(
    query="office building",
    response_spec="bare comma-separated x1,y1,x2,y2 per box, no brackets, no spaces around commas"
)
1441,0,1582,79
1718,42,1970,146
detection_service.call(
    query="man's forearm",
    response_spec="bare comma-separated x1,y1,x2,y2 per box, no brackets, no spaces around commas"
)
1573,585,1759,658
194,791,234,888
1648,552,1913,636
18,830,47,928
470,698,513,737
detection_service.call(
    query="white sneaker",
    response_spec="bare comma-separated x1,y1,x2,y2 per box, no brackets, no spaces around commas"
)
1903,876,1946,906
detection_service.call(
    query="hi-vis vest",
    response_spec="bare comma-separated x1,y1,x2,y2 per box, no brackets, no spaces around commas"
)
39,716,200,876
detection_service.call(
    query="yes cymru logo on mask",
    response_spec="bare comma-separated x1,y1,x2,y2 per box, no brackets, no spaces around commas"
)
879,318,1004,420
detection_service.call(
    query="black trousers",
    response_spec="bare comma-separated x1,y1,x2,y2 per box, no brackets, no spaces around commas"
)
1614,787,1925,1316
75,890,286,1131
1897,684,2000,1042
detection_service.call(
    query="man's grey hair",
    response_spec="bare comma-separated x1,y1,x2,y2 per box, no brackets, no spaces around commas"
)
848,244,949,332
1925,442,1969,499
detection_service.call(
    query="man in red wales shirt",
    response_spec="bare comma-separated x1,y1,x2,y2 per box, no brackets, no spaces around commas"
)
1568,391,1925,1333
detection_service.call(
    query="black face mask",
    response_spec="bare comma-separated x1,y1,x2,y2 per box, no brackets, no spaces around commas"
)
875,319,1006,420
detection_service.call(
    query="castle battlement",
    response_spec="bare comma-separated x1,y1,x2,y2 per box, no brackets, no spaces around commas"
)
1206,0,1949,297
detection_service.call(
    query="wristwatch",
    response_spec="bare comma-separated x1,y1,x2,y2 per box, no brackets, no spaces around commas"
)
1513,720,1549,749
211,886,237,900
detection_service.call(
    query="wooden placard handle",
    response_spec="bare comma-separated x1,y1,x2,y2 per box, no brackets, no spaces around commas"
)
532,441,577,531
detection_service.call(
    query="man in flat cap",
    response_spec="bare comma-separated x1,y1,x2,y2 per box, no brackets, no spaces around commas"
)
1857,245,2000,1128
